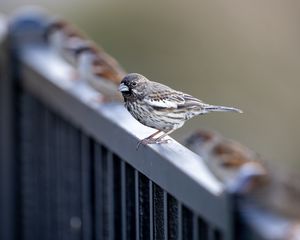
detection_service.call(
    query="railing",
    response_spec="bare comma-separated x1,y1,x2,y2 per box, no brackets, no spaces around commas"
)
0,11,233,240
2,9,299,240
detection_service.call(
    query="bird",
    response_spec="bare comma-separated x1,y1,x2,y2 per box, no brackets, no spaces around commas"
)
70,43,126,101
118,73,243,149
72,43,126,84
183,130,267,192
184,130,300,220
44,18,89,65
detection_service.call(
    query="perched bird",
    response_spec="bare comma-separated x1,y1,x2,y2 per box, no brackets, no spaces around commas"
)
71,43,126,101
184,130,267,191
118,73,242,149
184,130,300,220
44,18,89,65
73,43,126,84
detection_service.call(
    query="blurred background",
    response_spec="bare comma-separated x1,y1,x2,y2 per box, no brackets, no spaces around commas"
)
1,0,300,174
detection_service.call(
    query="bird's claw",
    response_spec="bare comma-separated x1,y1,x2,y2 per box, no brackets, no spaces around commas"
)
136,138,171,150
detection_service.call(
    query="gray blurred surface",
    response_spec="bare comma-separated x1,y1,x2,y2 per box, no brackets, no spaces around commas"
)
1,1,300,173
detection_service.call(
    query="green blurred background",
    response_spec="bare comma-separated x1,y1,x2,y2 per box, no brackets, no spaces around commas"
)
2,0,300,173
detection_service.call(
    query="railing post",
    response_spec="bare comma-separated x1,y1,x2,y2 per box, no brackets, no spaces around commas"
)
0,14,20,240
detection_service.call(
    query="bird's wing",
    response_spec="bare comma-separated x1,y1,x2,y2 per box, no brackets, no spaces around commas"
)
143,81,204,109
144,92,185,109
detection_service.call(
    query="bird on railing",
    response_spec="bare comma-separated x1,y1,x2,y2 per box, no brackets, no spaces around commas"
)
69,43,126,101
183,129,267,190
44,18,127,101
118,73,242,149
184,130,300,220
72,43,126,84
44,17,89,65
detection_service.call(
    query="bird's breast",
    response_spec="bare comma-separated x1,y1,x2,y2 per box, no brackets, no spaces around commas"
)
124,100,185,131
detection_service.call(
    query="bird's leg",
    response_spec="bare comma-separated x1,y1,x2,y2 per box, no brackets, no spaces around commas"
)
152,129,175,144
136,130,162,150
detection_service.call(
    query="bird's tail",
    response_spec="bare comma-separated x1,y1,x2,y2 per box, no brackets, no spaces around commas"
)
203,104,243,113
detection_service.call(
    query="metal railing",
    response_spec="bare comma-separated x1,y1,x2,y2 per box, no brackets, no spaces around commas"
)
0,11,234,240
6,9,299,240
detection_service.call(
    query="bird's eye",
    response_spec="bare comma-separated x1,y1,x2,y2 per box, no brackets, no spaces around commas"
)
132,82,137,87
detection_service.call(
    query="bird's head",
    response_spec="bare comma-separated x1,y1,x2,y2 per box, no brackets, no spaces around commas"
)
67,43,98,65
44,19,67,42
118,73,148,99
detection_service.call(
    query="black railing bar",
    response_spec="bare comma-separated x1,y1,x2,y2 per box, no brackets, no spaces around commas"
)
19,45,232,230
178,202,183,240
192,214,199,240
163,191,168,240
106,151,115,240
149,180,154,240
93,143,103,240
121,160,127,240
208,225,216,240
80,134,93,240
0,19,18,240
135,170,140,240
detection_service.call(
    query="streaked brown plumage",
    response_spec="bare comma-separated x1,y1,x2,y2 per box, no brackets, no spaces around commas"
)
118,73,242,149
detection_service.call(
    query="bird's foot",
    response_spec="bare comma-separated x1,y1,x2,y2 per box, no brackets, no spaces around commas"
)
136,137,171,150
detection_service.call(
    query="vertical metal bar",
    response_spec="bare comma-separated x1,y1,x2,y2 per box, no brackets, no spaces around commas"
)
107,151,114,240
178,203,182,240
121,161,127,240
198,217,209,240
125,164,136,240
149,181,154,240
213,229,222,240
167,195,178,240
208,226,214,240
138,174,150,240
59,118,69,240
153,184,165,240
45,109,58,239
81,134,93,240
68,123,82,240
0,31,20,240
112,155,122,240
43,104,51,240
163,191,168,240
94,143,103,240
135,170,140,240
192,214,199,240
182,206,193,240
55,111,63,240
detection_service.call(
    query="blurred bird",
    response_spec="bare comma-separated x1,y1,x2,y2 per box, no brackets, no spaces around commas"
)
184,130,300,220
44,18,89,65
72,43,126,101
183,130,266,190
118,73,242,149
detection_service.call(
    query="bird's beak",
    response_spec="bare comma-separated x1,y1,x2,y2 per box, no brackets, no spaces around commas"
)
118,83,129,92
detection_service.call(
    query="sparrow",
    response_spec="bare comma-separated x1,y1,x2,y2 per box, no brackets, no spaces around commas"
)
183,130,266,191
71,43,126,101
44,18,89,65
118,73,243,149
184,130,300,220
